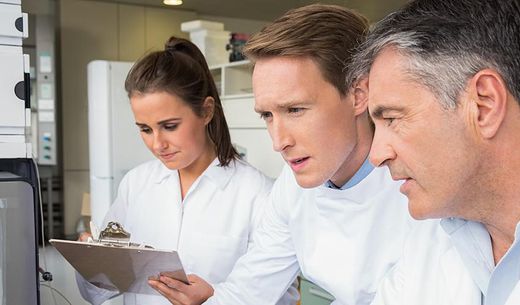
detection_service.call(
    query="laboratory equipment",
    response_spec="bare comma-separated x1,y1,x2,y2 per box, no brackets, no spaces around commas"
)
0,1,40,304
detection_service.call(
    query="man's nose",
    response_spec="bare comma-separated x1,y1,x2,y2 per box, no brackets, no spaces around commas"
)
369,127,396,167
269,118,293,153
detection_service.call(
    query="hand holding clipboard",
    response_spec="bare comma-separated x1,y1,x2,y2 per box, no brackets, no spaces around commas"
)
50,222,189,295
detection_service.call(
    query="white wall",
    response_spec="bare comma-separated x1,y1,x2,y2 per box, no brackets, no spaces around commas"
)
59,0,270,236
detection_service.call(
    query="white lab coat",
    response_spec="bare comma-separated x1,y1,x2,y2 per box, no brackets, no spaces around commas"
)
77,158,298,305
371,219,520,305
206,165,414,305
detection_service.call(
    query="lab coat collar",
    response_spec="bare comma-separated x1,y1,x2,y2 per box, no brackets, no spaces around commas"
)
152,157,235,190
486,220,520,305
440,217,494,296
153,163,177,184
201,158,236,190
439,246,484,304
317,166,397,204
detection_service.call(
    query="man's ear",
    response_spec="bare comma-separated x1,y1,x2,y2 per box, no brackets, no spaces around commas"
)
352,77,369,116
202,96,215,125
467,69,508,139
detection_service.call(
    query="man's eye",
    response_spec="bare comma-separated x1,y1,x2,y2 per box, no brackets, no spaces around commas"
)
384,117,395,126
288,107,304,114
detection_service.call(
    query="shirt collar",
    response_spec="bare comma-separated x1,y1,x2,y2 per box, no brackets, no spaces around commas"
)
202,158,236,190
440,217,469,234
515,222,520,240
325,157,374,190
153,163,176,184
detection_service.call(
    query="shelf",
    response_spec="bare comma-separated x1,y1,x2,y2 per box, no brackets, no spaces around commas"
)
209,59,251,70
220,93,254,100
210,60,253,97
209,59,284,178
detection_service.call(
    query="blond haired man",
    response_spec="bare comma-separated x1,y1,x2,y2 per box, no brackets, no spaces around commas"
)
150,4,413,305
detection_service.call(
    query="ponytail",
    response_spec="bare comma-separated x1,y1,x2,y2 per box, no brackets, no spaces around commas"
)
125,36,239,166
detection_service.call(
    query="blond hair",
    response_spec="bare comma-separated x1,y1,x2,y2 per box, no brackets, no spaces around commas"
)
243,4,369,95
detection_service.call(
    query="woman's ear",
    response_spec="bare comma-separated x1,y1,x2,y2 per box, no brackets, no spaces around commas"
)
202,96,215,124
353,77,369,116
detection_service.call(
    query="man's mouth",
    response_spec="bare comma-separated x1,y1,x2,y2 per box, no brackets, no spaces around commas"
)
291,157,308,164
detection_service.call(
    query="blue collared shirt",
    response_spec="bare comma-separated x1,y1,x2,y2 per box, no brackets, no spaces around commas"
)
325,158,374,190
440,218,520,305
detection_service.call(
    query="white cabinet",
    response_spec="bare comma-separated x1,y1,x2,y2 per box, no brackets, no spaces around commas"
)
0,1,30,158
0,1,27,46
210,60,284,178
0,45,26,131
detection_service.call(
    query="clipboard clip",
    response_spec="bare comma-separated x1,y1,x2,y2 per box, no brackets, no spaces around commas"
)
92,221,153,249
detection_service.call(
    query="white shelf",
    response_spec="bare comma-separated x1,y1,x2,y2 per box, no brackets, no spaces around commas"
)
210,60,284,178
209,59,251,70
210,60,253,96
220,93,254,99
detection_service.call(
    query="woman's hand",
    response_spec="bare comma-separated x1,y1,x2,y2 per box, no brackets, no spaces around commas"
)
149,274,214,305
78,232,92,242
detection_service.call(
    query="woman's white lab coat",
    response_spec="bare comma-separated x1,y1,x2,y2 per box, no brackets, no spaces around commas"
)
77,158,298,305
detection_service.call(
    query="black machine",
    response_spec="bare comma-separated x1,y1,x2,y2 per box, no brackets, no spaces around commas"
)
0,158,41,305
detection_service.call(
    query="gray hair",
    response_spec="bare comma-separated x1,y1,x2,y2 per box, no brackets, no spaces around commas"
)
347,0,520,109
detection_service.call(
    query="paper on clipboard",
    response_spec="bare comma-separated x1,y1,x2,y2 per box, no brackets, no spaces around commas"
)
49,239,189,295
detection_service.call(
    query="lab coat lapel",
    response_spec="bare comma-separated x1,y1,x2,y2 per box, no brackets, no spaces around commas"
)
440,247,482,305
504,281,520,305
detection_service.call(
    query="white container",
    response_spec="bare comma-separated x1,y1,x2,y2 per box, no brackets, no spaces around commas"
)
189,29,229,66
181,20,230,66
180,20,224,32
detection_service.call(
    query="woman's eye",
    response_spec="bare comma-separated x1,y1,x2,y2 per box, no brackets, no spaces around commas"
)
139,127,152,134
259,112,272,120
164,124,178,131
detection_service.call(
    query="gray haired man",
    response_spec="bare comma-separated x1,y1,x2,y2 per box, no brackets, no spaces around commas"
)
350,0,520,304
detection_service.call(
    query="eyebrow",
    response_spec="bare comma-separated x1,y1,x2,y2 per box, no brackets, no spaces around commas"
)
370,105,405,119
254,100,312,113
135,117,181,126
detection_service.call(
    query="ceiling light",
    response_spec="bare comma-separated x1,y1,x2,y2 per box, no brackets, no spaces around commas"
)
163,0,183,5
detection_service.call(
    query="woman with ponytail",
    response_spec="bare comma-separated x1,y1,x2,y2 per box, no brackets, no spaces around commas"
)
76,36,297,305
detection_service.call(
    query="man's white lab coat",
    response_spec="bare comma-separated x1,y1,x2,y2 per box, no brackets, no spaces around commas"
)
371,219,520,305
206,165,414,305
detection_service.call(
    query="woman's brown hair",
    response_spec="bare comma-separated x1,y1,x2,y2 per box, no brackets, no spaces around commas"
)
125,36,239,166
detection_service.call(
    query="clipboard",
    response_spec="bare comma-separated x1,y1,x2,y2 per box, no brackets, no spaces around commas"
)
49,239,189,295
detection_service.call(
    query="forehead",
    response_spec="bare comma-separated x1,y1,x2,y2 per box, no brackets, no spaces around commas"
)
368,48,434,113
131,91,193,116
252,57,331,109
132,91,180,107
